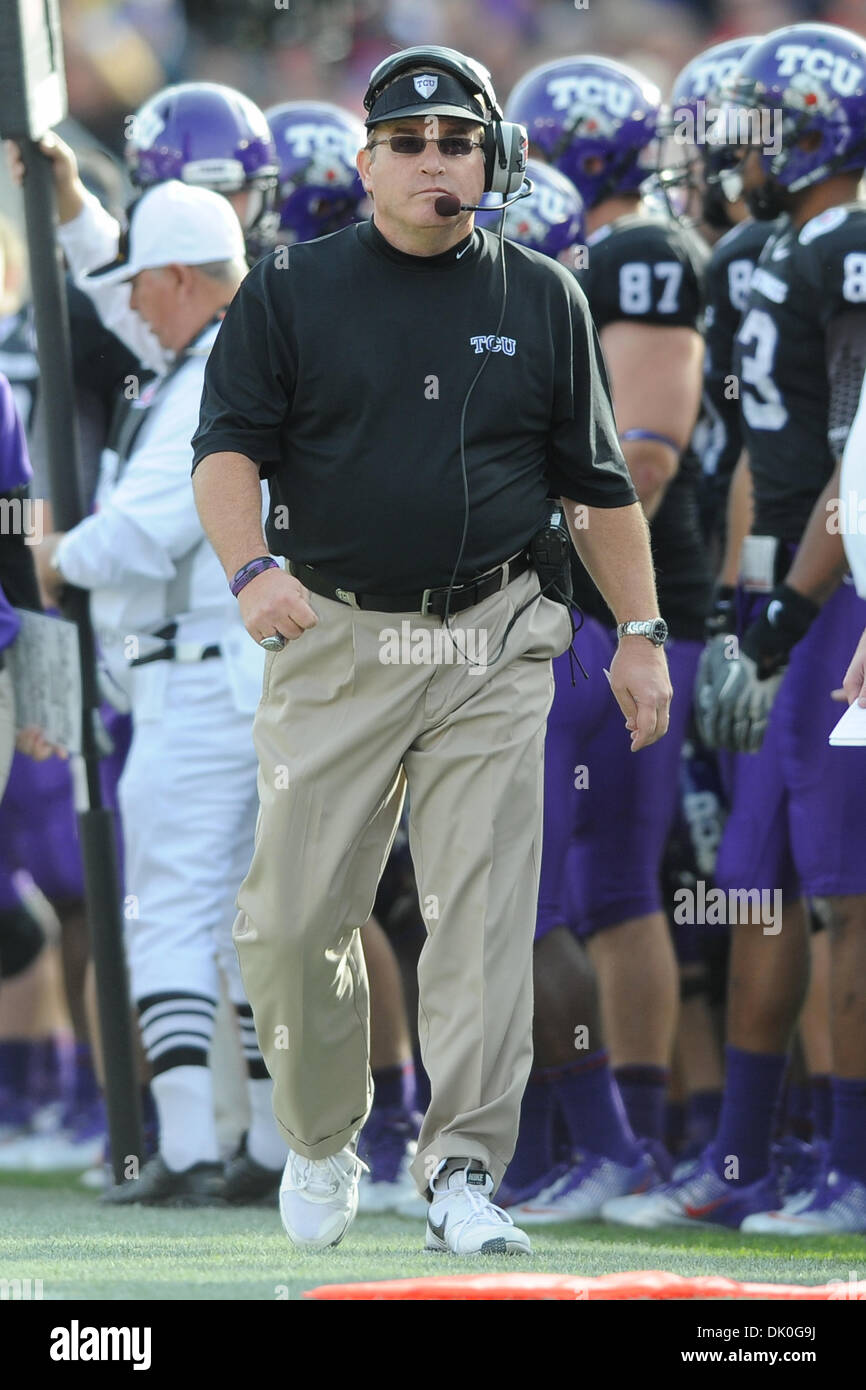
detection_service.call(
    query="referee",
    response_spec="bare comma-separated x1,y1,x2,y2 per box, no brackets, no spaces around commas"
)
192,46,672,1255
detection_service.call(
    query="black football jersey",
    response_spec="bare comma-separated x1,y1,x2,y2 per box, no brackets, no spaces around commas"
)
575,212,712,638
733,203,866,542
696,216,777,489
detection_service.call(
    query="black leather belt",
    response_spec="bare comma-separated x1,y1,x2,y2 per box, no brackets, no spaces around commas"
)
129,622,221,667
289,552,532,617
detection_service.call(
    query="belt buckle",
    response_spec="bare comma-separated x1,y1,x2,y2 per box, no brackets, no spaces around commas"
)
335,587,359,609
420,587,436,616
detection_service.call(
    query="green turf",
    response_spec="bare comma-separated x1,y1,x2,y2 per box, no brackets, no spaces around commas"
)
0,1174,863,1300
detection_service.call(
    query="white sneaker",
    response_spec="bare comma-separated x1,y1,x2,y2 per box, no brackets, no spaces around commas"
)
426,1161,531,1255
279,1144,368,1249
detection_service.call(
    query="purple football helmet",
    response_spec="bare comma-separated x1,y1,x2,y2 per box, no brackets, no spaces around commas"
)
720,23,866,197
474,159,584,259
126,83,279,251
264,102,368,246
505,56,662,208
661,36,761,225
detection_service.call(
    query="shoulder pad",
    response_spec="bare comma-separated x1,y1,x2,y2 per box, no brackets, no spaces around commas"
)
798,206,850,245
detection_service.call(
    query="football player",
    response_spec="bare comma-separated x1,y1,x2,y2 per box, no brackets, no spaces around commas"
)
264,101,370,247
608,22,866,1233
502,57,707,1221
125,83,279,262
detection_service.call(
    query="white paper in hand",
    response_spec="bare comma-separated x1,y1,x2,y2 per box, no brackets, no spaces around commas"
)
829,699,866,746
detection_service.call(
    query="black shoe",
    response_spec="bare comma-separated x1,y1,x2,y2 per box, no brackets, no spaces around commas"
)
100,1154,227,1207
223,1133,282,1205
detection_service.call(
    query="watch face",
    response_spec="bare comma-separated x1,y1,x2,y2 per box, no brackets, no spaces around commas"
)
651,619,668,645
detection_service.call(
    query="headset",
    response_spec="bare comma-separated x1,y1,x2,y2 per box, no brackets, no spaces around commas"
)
364,45,527,197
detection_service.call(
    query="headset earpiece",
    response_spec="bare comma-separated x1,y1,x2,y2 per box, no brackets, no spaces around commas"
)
483,121,528,195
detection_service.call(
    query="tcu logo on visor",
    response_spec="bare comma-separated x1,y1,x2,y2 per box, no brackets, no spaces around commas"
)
546,75,632,120
413,75,439,99
775,43,864,96
469,335,517,355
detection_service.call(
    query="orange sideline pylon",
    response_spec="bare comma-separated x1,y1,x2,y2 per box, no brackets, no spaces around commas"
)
304,1269,866,1300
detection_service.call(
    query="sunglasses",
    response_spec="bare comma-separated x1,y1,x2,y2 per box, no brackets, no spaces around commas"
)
368,135,484,158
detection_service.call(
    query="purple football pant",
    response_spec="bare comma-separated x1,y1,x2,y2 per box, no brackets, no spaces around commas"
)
0,753,83,903
535,617,614,938
716,580,866,900
0,707,131,905
536,630,700,939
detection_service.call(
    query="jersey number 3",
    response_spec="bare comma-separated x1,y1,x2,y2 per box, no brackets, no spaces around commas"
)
737,308,788,432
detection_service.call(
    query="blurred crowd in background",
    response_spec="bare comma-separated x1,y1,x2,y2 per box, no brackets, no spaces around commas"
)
47,0,866,156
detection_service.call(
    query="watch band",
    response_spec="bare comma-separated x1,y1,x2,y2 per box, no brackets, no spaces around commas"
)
616,619,668,646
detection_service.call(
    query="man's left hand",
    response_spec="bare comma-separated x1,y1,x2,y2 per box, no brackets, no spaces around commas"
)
608,638,672,751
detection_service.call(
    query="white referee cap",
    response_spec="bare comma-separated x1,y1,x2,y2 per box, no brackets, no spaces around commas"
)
82,180,246,286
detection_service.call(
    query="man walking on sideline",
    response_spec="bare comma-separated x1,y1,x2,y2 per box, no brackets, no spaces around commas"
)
192,45,672,1254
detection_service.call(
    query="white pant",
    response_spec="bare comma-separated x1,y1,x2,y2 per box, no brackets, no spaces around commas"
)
118,658,259,1003
0,667,14,801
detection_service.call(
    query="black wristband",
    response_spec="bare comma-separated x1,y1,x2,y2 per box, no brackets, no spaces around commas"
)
741,582,820,675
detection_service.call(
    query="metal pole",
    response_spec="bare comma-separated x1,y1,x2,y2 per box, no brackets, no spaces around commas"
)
19,140,143,1185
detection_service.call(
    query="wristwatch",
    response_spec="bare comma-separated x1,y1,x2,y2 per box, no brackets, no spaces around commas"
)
616,618,668,647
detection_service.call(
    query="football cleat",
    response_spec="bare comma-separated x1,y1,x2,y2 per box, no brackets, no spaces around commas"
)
741,1168,866,1235
497,1159,572,1211
101,1154,227,1207
426,1161,531,1255
601,1152,783,1229
278,1144,367,1249
223,1132,283,1205
513,1146,667,1225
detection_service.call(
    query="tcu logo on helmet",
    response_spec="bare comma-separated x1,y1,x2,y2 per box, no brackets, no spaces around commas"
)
281,124,358,163
534,184,569,223
775,43,864,96
469,335,517,355
546,75,633,120
686,56,743,99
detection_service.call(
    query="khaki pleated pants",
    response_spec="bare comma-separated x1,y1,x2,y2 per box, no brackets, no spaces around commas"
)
233,565,572,1193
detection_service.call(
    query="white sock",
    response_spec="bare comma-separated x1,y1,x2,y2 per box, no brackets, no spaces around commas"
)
246,1078,287,1171
151,1066,219,1171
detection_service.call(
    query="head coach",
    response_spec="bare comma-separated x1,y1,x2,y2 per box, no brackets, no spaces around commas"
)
191,45,672,1255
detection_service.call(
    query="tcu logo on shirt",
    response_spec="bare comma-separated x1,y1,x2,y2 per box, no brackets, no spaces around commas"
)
546,75,633,120
775,43,864,96
469,335,517,355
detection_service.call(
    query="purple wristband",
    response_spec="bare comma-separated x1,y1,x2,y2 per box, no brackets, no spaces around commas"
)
230,556,278,597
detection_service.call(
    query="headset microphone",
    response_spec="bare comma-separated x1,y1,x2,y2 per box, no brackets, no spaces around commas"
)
434,178,533,218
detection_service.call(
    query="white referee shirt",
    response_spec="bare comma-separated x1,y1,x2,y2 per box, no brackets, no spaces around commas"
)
839,368,866,599
54,201,266,712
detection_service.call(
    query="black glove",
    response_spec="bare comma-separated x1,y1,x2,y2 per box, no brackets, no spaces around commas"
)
704,583,737,640
741,583,820,679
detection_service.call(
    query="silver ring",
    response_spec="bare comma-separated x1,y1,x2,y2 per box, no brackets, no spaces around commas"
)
260,634,286,652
